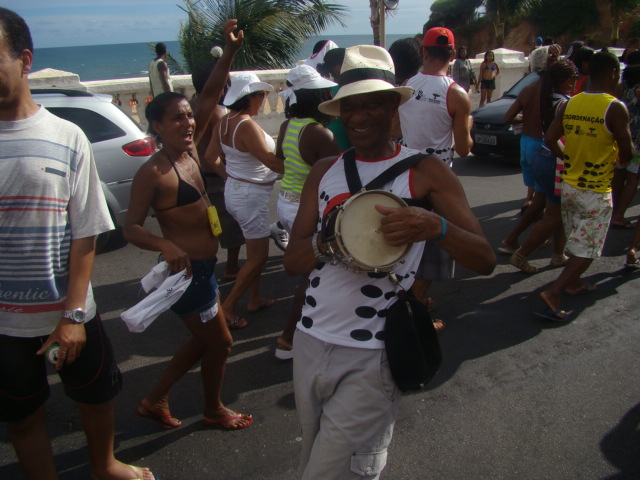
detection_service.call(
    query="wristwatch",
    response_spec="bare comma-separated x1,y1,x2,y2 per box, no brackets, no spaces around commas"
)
311,232,331,264
62,308,86,324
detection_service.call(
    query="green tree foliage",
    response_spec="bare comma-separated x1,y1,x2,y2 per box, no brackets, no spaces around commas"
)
524,0,599,39
178,0,347,72
425,0,483,30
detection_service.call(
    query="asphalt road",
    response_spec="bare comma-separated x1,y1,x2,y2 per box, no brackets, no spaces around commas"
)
1,154,640,480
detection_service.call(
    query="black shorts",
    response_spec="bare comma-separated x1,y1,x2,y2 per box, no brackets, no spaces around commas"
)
0,315,123,422
481,78,496,90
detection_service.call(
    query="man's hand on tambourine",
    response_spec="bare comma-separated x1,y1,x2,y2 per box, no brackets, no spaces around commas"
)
376,205,442,246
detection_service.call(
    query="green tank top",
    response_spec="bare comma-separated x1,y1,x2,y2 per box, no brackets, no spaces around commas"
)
281,118,317,194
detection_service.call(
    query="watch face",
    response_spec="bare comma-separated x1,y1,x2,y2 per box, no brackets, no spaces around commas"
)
66,309,86,323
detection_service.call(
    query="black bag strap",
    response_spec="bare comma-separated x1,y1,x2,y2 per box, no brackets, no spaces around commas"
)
342,147,429,194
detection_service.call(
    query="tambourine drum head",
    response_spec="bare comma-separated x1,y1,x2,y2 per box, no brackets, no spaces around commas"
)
337,191,409,269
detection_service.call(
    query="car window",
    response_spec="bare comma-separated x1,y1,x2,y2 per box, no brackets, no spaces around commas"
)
46,107,126,143
503,73,540,98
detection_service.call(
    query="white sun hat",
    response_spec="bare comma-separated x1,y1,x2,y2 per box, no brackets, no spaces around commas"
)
279,64,337,105
223,72,274,107
318,45,414,116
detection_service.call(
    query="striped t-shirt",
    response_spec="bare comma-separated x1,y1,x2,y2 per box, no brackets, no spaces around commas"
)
0,106,113,337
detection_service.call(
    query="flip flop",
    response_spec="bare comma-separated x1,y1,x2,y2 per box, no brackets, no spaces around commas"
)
497,246,516,255
247,299,276,313
565,282,596,295
136,404,182,429
203,412,253,430
227,316,248,329
128,465,160,480
534,306,571,322
218,274,237,284
625,255,640,269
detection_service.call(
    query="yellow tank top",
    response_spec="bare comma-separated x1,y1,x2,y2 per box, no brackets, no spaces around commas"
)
562,92,618,193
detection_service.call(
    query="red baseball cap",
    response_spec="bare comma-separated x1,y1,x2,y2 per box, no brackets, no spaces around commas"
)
422,27,455,49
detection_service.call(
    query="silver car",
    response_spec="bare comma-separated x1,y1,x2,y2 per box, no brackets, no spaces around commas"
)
32,89,156,249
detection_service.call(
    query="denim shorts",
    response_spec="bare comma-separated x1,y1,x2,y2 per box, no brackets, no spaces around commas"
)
225,178,273,239
0,315,123,422
170,258,220,318
520,134,544,191
532,146,561,204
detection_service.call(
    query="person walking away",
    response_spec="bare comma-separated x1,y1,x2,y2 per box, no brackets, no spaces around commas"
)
507,60,578,273
272,65,340,360
398,27,473,327
477,50,499,107
0,8,158,479
283,44,495,479
149,42,173,97
205,73,284,329
191,60,245,281
541,49,634,321
500,45,562,259
611,51,640,230
124,20,253,430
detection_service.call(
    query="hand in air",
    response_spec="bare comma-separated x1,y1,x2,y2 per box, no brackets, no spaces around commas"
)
223,19,244,51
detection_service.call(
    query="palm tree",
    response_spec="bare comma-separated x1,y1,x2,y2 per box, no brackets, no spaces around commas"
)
483,0,536,48
178,0,347,72
604,0,640,45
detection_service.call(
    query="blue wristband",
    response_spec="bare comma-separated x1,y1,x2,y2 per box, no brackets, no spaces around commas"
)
434,216,447,242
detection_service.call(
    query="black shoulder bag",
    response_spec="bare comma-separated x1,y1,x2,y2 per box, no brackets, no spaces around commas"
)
341,148,442,392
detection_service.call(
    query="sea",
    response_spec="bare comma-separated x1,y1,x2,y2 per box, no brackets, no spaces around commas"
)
31,34,411,82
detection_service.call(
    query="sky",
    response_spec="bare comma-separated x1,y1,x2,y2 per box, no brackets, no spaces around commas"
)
6,0,435,48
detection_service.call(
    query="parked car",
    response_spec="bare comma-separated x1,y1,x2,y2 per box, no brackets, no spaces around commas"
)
32,89,156,249
470,72,540,158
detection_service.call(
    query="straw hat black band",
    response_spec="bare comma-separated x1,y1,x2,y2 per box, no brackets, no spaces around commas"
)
339,68,396,88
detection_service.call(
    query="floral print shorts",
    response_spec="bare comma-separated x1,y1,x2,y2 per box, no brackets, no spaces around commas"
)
561,183,612,259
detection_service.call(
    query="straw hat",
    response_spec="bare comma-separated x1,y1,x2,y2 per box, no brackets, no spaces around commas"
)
223,72,274,107
279,64,337,105
318,45,413,116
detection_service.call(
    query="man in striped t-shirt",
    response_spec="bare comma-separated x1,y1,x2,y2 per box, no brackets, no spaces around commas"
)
0,8,157,480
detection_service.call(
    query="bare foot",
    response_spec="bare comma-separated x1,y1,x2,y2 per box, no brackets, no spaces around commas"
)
203,406,253,430
91,463,157,480
498,240,519,255
565,281,596,295
247,298,276,313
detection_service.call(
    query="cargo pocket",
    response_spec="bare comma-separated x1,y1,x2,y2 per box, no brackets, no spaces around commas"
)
349,450,388,477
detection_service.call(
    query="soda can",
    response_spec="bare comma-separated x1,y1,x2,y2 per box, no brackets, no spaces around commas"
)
46,343,60,364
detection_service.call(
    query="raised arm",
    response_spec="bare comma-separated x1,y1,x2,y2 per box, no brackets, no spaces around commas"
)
192,19,244,145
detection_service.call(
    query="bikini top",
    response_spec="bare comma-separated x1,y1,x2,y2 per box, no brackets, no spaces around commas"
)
156,153,206,212
484,63,497,70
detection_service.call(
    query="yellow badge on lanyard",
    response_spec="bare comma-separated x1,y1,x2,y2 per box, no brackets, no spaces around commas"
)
207,205,223,236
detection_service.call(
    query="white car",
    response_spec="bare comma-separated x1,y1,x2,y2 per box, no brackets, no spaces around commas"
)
32,89,156,249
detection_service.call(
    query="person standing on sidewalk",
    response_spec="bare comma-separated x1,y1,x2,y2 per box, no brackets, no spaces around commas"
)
148,42,173,97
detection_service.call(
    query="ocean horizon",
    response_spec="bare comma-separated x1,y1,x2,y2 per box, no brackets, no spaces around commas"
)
31,34,413,82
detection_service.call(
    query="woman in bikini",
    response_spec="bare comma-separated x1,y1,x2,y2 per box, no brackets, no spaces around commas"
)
206,73,284,329
477,50,500,107
123,21,253,431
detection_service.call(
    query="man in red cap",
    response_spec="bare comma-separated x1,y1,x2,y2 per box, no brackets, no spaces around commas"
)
398,26,473,317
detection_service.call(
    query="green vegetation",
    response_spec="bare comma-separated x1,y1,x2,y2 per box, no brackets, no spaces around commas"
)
178,0,347,73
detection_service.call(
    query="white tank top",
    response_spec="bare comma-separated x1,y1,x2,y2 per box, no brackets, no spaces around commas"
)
399,73,456,166
148,58,173,97
298,144,426,350
221,118,278,183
